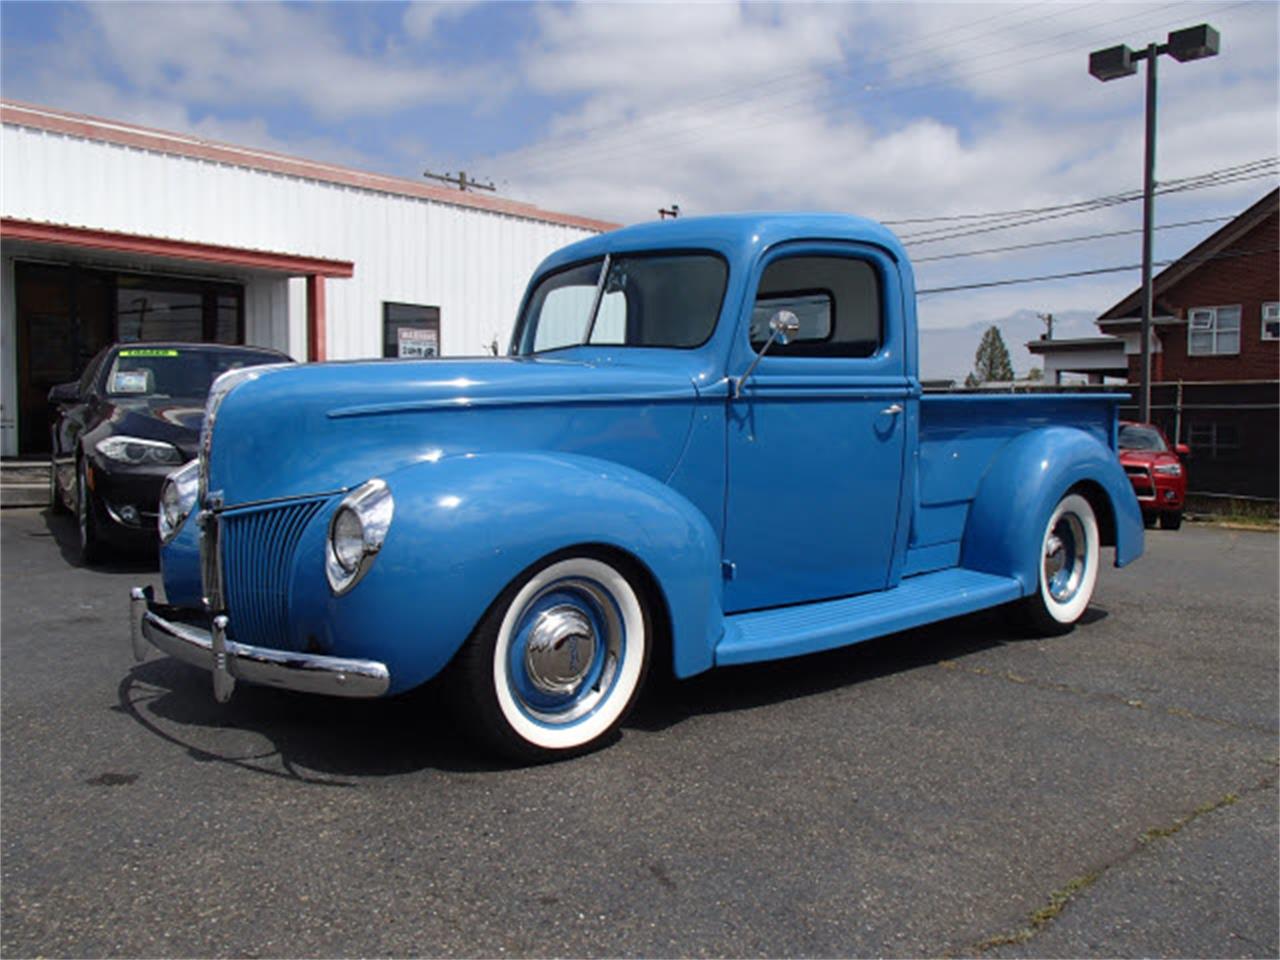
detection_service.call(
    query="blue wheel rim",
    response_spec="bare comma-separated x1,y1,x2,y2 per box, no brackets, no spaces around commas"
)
505,576,625,727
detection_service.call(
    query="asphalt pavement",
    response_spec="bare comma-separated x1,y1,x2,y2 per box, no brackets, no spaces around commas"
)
1,506,1276,958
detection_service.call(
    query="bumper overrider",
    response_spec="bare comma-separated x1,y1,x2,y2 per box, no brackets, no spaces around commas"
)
129,586,390,701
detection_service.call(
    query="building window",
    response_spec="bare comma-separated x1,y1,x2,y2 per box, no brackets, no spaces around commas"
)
1263,302,1279,341
383,302,440,358
1186,305,1241,356
115,274,243,344
1187,422,1240,458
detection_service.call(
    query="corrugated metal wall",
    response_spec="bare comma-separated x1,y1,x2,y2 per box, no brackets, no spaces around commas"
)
1,124,601,360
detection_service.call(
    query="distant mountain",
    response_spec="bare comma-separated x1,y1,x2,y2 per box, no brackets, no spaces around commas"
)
919,309,1100,382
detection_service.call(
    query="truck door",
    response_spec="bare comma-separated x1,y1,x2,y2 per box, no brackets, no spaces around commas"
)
722,245,911,613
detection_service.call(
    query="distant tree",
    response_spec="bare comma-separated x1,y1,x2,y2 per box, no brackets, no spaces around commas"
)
963,372,980,388
1027,366,1044,382
971,326,1015,383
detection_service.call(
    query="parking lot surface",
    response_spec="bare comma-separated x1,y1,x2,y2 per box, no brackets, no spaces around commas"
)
2,506,1276,958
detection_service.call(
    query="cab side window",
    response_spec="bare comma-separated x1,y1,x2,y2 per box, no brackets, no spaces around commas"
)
751,256,881,358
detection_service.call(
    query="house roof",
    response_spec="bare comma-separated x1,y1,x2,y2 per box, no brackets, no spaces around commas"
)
1026,336,1125,354
1098,187,1279,323
0,98,620,234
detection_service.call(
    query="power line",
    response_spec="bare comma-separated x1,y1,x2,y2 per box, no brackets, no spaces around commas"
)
900,161,1277,245
916,243,1279,296
909,215,1235,263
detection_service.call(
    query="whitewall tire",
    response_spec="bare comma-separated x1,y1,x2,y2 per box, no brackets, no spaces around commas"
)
1020,492,1099,635
453,552,651,761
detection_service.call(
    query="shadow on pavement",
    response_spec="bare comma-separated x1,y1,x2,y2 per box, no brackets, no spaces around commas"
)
114,599,1104,783
41,508,158,572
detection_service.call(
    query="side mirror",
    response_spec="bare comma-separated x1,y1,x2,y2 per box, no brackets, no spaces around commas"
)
735,310,801,398
769,310,801,345
1175,443,1191,458
47,381,80,405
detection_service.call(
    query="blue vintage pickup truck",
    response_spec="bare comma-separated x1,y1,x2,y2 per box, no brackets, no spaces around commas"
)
130,213,1143,760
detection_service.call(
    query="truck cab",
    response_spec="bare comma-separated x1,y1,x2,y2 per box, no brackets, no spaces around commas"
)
130,213,1144,760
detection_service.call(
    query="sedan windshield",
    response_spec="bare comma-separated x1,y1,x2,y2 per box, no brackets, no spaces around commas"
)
514,253,727,355
1118,424,1168,452
104,348,281,400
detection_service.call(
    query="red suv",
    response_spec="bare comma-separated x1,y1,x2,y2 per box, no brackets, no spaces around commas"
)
1118,421,1189,530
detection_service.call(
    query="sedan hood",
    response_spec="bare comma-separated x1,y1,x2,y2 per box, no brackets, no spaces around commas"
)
205,356,702,507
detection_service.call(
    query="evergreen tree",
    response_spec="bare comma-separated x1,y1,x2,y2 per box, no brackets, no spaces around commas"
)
970,326,1015,384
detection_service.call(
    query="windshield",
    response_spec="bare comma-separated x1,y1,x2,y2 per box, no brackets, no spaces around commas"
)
1118,424,1168,452
104,347,283,400
514,253,728,355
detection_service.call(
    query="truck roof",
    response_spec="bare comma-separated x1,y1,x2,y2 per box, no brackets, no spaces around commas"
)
534,212,911,278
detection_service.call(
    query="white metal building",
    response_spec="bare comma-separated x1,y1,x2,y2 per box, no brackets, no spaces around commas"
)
0,100,614,457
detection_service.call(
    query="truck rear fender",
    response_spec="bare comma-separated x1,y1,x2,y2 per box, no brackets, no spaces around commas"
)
317,452,722,693
960,427,1143,596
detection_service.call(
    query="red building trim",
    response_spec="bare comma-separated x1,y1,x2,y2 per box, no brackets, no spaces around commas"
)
1,217,355,278
306,275,326,363
1,99,619,234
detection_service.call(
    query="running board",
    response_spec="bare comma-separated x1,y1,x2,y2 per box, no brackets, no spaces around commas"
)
717,568,1024,666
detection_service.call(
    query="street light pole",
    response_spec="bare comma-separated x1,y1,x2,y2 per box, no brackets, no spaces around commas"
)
1088,24,1219,425
1139,41,1158,424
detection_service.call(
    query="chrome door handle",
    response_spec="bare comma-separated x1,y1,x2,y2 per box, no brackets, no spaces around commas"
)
880,403,903,416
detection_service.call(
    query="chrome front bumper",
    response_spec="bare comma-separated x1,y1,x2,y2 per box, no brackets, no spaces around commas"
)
129,586,390,701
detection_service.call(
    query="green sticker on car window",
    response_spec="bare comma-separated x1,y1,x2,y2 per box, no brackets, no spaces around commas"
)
119,349,180,357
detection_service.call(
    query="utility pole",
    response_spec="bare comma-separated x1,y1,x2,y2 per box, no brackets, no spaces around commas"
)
658,204,680,220
423,169,497,193
1038,312,1054,340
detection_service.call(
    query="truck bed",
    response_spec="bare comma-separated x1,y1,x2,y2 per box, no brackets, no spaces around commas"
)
906,393,1120,578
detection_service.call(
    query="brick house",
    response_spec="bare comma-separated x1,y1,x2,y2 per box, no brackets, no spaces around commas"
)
1030,188,1278,499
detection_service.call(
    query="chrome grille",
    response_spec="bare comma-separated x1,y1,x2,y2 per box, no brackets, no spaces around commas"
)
219,498,327,651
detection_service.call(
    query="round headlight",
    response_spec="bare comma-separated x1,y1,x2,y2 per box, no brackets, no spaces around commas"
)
325,479,394,595
158,459,199,545
331,507,366,573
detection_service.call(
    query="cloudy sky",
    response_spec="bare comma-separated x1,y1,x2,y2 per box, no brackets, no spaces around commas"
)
3,1,1276,377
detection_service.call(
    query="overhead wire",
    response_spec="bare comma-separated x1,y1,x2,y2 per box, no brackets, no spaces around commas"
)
909,215,1236,263
916,243,1280,296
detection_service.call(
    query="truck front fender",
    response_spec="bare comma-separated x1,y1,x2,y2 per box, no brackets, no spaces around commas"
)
309,452,723,693
961,427,1143,596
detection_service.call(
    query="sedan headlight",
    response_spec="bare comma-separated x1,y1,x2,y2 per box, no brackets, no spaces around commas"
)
1153,463,1183,476
158,460,199,545
325,479,395,595
97,436,183,465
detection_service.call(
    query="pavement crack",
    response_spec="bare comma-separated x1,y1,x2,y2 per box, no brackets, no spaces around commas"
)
936,659,1275,736
964,774,1278,955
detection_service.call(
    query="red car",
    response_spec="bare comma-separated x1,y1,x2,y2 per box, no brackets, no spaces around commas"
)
1118,421,1189,530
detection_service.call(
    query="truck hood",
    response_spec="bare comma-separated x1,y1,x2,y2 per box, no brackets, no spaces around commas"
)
205,356,702,507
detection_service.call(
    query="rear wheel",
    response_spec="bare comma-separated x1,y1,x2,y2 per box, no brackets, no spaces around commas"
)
76,457,103,565
451,552,651,762
1159,510,1183,531
1018,492,1099,636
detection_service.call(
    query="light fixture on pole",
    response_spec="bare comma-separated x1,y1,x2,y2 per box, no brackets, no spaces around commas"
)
1088,23,1219,424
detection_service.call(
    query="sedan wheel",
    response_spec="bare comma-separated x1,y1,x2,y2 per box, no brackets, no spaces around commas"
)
76,458,103,564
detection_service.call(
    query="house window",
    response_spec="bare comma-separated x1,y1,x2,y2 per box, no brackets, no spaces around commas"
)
383,303,440,358
1187,422,1240,458
1263,302,1279,341
1186,305,1241,356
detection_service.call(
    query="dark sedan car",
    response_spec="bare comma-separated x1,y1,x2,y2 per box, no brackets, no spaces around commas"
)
49,342,292,561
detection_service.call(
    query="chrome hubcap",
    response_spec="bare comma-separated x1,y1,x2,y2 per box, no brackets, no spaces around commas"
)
1044,514,1086,603
524,605,598,697
508,577,624,725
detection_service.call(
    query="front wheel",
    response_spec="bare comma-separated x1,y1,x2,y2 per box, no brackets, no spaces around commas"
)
451,552,651,762
1159,510,1183,531
1017,492,1100,636
76,457,103,565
